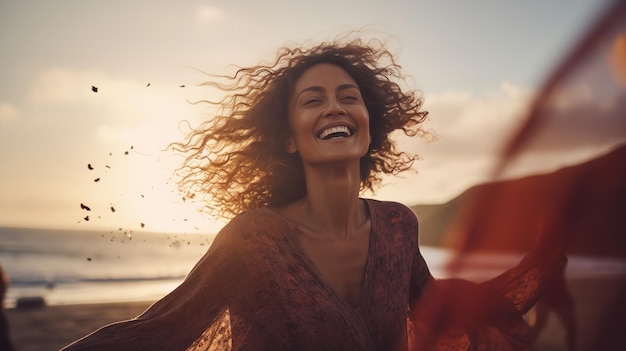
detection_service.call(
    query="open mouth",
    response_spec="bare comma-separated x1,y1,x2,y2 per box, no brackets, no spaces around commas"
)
318,125,353,140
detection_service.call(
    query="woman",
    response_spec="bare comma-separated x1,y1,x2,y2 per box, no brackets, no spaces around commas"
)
62,37,560,351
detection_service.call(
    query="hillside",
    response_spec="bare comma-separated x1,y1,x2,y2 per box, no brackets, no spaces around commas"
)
411,143,626,257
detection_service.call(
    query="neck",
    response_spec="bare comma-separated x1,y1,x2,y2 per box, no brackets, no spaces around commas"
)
297,160,365,239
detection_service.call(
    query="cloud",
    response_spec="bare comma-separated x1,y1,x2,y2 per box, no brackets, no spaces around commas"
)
370,152,496,205
195,5,225,26
0,102,19,121
402,81,531,158
29,68,109,104
364,83,535,204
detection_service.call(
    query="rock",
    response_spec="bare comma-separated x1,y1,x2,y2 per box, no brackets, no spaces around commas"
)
15,296,46,309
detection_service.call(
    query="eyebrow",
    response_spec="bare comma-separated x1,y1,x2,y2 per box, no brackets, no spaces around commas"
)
295,83,360,99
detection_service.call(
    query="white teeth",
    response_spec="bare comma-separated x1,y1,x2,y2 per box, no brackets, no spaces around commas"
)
318,126,352,140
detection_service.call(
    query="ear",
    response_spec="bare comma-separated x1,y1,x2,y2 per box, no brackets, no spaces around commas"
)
285,137,297,154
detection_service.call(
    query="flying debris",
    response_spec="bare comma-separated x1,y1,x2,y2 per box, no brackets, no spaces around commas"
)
106,165,111,169
146,83,151,87
80,203,91,211
179,84,185,88
94,178,100,182
87,164,94,170
110,206,116,213
84,216,90,221
87,257,92,261
140,222,145,228
91,86,98,93
124,151,129,155
182,192,196,202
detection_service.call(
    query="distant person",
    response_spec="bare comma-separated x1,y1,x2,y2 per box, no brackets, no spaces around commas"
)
62,36,563,350
0,265,14,351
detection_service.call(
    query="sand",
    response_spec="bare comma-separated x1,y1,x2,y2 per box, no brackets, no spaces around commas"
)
6,301,153,351
5,277,626,351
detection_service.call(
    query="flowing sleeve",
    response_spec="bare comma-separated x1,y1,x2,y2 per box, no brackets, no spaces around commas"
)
60,215,250,351
408,233,567,351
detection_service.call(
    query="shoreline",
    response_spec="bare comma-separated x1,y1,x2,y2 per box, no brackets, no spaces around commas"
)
5,276,626,351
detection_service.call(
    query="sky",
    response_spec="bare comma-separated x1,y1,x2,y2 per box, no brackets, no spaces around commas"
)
0,0,618,233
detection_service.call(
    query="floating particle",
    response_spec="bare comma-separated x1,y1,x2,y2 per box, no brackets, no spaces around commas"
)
109,152,112,156
179,84,185,88
80,203,91,211
140,222,145,228
124,151,129,155
91,86,98,93
87,164,94,170
87,257,92,261
130,146,134,150
146,83,151,87
110,206,116,213
84,215,90,221
105,165,111,169
140,194,144,198
94,178,100,182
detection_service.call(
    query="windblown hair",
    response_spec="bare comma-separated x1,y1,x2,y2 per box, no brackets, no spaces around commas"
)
171,37,429,219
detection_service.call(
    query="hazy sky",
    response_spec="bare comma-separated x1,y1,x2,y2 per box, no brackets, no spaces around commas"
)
0,0,614,233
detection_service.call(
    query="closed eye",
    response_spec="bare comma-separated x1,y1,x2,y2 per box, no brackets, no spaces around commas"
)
303,97,322,105
341,95,359,103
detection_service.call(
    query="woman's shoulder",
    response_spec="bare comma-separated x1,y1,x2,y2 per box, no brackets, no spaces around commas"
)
226,207,279,227
214,207,291,242
364,198,418,223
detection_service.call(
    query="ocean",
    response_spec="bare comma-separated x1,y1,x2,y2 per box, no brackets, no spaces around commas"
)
2,226,626,308
0,226,213,308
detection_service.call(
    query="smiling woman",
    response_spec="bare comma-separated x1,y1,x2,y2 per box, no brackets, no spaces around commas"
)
61,35,563,351
171,39,428,220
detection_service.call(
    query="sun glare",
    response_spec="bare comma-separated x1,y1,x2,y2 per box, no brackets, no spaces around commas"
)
73,82,227,235
79,148,226,235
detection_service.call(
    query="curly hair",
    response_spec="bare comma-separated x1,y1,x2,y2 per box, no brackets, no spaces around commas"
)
171,37,429,219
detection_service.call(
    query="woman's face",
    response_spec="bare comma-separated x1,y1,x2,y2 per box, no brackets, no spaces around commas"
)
287,63,370,166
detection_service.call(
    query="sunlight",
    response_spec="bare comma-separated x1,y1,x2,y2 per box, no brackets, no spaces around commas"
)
71,80,227,235
78,147,226,235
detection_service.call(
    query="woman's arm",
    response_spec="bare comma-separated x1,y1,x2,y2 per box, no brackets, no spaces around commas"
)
61,219,248,351
407,222,567,350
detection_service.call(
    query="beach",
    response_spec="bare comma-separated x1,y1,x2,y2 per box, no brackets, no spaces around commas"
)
6,301,152,351
6,276,625,351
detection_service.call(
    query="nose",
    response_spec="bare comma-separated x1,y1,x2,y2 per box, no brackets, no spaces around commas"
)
324,97,346,117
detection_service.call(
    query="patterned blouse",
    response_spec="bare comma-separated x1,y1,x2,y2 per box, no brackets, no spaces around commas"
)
62,199,558,351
